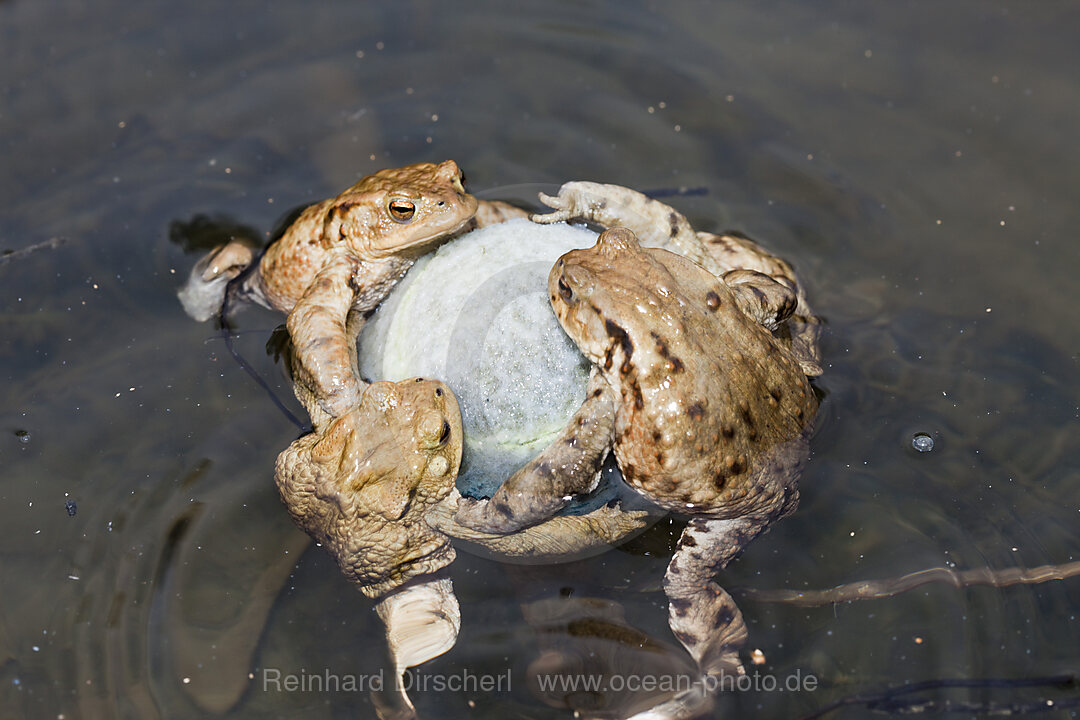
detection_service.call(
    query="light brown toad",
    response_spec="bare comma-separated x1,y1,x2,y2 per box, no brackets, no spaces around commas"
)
457,183,821,533
457,223,819,679
274,376,462,599
549,227,816,516
556,228,818,679
178,161,529,419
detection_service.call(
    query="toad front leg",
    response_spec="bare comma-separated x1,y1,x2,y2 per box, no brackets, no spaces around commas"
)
286,251,418,424
454,370,617,533
285,256,368,424
533,181,706,265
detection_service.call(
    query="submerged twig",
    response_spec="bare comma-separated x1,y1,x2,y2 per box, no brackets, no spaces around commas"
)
799,674,1077,719
0,237,69,266
738,560,1080,606
217,264,311,434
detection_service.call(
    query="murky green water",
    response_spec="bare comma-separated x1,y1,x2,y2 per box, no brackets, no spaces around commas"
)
2,1,1077,718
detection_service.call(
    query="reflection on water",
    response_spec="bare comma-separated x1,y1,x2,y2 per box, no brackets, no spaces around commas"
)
1,0,1077,718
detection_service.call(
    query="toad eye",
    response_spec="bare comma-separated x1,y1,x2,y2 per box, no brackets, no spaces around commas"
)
439,420,452,445
388,199,416,222
557,276,575,302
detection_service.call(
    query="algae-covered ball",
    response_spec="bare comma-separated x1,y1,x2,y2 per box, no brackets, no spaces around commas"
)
358,218,598,497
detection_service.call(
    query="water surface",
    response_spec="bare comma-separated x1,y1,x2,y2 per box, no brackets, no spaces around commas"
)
2,1,1077,718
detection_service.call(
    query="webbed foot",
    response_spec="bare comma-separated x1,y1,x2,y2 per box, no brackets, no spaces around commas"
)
372,577,460,720
177,240,257,321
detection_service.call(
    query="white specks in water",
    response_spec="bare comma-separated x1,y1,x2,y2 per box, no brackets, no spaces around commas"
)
912,433,934,453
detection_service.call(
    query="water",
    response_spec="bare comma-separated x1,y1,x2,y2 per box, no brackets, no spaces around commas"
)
2,1,1078,718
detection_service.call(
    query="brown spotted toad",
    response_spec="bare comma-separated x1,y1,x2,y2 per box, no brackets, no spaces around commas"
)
459,220,819,679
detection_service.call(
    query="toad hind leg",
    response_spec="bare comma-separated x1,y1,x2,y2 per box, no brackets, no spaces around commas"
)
664,517,761,679
664,486,798,679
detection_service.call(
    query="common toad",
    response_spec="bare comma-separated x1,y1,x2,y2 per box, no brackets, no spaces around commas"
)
458,215,819,677
178,161,528,419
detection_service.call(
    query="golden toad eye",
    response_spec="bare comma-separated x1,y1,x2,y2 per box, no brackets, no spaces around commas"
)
388,199,416,222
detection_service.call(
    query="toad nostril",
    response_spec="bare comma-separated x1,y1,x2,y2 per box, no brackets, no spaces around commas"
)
557,277,574,301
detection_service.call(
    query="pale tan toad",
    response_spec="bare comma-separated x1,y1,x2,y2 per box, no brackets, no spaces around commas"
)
178,161,527,418
275,376,463,599
274,358,649,717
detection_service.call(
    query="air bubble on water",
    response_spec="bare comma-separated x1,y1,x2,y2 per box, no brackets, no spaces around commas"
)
912,433,934,453
15,429,30,444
